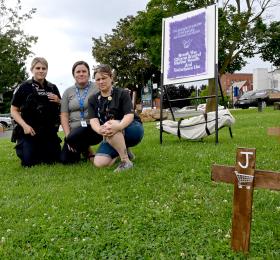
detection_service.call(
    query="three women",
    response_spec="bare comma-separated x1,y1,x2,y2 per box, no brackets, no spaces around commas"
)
11,60,143,171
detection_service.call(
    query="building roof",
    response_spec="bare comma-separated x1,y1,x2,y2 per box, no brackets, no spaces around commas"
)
231,80,247,89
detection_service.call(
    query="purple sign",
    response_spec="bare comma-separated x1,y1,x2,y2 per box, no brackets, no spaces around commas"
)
168,12,206,79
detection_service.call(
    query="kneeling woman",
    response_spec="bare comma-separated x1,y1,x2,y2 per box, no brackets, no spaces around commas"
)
10,57,61,167
88,64,144,172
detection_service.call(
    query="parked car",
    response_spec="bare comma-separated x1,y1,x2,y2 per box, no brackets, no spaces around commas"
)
234,89,280,109
0,116,12,128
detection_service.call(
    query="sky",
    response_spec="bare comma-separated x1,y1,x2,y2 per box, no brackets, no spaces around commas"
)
21,0,149,93
19,0,278,94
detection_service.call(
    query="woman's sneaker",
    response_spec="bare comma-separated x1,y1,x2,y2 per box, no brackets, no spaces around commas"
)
114,161,133,172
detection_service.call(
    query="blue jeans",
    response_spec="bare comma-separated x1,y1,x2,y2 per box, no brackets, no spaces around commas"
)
96,120,144,159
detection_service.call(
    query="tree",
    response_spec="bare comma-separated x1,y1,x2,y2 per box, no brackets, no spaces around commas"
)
217,0,279,74
131,0,278,74
131,0,215,70
0,0,37,95
92,15,159,96
258,21,280,68
131,0,278,111
210,0,278,111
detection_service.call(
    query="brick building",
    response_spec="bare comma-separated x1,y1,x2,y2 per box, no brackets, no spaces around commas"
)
220,73,253,98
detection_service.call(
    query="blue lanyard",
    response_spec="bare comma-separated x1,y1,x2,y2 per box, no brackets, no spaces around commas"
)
76,83,90,120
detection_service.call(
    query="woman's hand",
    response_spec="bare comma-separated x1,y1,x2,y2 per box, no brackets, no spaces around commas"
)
64,136,77,152
23,124,36,136
48,93,61,104
11,105,36,136
98,124,111,137
102,120,121,137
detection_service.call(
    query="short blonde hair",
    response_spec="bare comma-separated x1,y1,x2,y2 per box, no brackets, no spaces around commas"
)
30,57,48,70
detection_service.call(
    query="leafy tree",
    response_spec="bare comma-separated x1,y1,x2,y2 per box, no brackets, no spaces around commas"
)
217,0,279,74
162,84,196,108
132,0,278,111
258,21,280,68
131,0,211,69
209,0,278,111
92,15,159,98
131,0,278,75
191,84,230,107
92,0,278,111
0,0,37,95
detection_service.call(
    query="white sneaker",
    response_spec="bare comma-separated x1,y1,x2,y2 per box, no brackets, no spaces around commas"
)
114,161,133,173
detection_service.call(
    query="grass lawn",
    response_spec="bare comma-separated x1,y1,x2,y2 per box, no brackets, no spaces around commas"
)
0,107,279,259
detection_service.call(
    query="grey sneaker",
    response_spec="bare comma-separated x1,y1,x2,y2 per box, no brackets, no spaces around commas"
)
114,161,133,173
127,149,135,160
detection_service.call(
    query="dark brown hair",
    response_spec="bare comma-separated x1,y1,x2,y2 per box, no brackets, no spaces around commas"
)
93,64,113,78
72,61,90,76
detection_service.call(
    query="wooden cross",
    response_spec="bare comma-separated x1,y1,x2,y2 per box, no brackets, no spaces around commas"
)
211,147,280,253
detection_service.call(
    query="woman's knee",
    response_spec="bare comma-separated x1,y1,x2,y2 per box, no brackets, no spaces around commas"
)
93,156,113,168
15,138,36,166
60,145,80,164
125,123,144,147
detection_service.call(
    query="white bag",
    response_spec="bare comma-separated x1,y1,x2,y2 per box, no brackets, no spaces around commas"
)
156,109,235,140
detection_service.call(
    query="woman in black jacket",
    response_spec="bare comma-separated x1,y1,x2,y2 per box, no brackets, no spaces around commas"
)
10,57,61,167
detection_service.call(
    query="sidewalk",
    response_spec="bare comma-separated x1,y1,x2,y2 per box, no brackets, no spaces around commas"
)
0,129,12,139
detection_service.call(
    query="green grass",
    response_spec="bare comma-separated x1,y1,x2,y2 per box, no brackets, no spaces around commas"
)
0,107,279,259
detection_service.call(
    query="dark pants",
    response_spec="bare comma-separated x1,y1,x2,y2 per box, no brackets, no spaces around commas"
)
60,125,102,164
15,134,61,167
